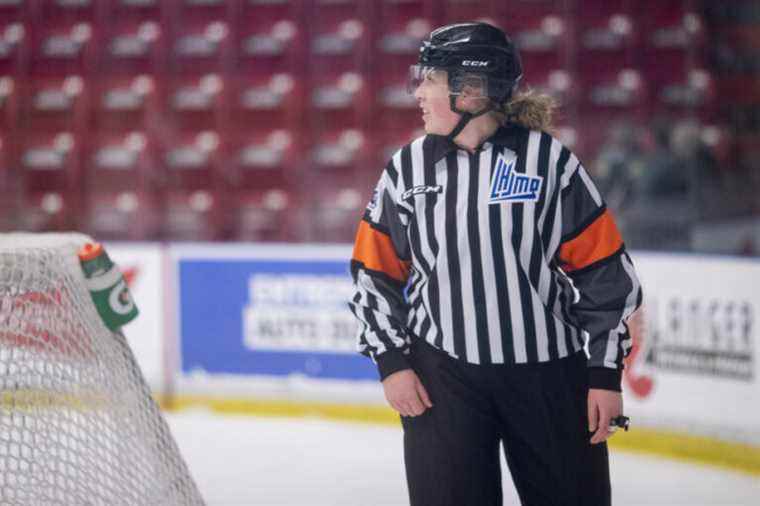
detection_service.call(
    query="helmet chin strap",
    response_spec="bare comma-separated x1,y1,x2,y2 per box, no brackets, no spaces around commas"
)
445,94,492,141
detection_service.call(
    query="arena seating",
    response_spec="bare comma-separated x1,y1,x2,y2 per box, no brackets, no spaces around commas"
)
0,0,737,243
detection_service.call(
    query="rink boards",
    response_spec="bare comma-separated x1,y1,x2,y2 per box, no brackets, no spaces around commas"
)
105,242,760,474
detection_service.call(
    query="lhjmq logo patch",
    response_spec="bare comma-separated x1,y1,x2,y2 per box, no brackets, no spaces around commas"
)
489,154,543,204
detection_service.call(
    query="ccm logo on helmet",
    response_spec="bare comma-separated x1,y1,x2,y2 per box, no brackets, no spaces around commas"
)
462,60,490,67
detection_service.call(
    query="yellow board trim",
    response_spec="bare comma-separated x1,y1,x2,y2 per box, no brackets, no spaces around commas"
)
161,395,760,477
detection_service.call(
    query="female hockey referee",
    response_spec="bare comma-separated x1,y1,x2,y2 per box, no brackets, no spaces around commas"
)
348,22,642,506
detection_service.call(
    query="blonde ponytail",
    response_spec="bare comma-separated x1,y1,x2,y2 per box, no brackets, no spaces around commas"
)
494,88,559,133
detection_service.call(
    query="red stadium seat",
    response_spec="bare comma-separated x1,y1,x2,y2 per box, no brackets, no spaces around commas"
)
18,75,89,132
157,129,221,191
308,11,368,74
572,69,651,160
84,131,158,193
235,2,304,75
310,128,368,187
522,68,578,109
166,19,230,75
162,73,224,131
14,132,82,229
308,71,369,131
579,68,649,117
28,21,96,76
91,74,156,132
233,188,299,242
224,73,301,133
653,69,716,121
221,129,298,192
16,131,81,196
162,189,225,241
16,191,76,232
83,190,161,241
236,19,302,75
372,11,433,73
576,12,637,75
638,6,706,87
511,13,569,77
637,2,705,49
306,185,367,243
97,19,163,76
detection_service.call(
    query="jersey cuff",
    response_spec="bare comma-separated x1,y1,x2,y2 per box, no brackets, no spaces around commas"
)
376,348,411,381
588,367,622,392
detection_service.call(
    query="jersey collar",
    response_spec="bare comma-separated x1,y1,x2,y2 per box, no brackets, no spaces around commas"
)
424,123,525,164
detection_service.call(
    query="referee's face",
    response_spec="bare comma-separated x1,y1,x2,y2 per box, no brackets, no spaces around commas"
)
414,70,462,136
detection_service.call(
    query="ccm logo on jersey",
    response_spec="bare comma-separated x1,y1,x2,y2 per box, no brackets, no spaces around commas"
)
401,185,443,201
462,60,490,67
489,154,543,204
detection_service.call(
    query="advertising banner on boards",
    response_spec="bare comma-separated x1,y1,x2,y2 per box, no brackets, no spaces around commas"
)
174,244,378,381
623,253,759,440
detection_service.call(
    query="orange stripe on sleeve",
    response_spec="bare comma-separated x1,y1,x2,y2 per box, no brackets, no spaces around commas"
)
558,209,623,273
352,220,411,283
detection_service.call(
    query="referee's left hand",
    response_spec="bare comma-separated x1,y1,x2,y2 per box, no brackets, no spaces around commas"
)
588,389,623,445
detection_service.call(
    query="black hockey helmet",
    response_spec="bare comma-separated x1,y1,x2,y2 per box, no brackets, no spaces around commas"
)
409,22,523,139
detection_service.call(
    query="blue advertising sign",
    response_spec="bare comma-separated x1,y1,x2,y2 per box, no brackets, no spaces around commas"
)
178,257,379,380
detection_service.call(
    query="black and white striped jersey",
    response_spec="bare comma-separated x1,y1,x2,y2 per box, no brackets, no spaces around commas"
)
348,124,642,390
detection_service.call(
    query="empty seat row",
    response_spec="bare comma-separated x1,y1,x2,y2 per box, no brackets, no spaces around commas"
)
2,117,732,200
0,185,370,243
0,6,707,75
0,126,423,194
0,66,719,139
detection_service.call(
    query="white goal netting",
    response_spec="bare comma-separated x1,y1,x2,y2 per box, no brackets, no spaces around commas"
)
0,233,204,505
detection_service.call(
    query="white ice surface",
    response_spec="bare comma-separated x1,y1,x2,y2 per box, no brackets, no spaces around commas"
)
166,410,760,506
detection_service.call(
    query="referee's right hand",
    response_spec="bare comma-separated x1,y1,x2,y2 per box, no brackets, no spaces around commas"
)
382,369,434,417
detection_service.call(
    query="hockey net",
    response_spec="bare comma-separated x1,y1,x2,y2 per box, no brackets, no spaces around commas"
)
0,233,204,505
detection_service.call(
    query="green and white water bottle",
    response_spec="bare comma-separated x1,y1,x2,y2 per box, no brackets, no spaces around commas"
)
78,242,139,331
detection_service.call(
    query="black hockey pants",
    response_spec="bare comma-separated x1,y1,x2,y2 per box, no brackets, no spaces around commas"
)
401,339,612,506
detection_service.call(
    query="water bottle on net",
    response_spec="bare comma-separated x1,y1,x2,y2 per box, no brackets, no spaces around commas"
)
78,242,139,330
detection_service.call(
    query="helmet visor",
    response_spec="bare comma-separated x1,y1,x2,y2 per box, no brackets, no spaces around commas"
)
407,65,446,94
407,64,490,99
